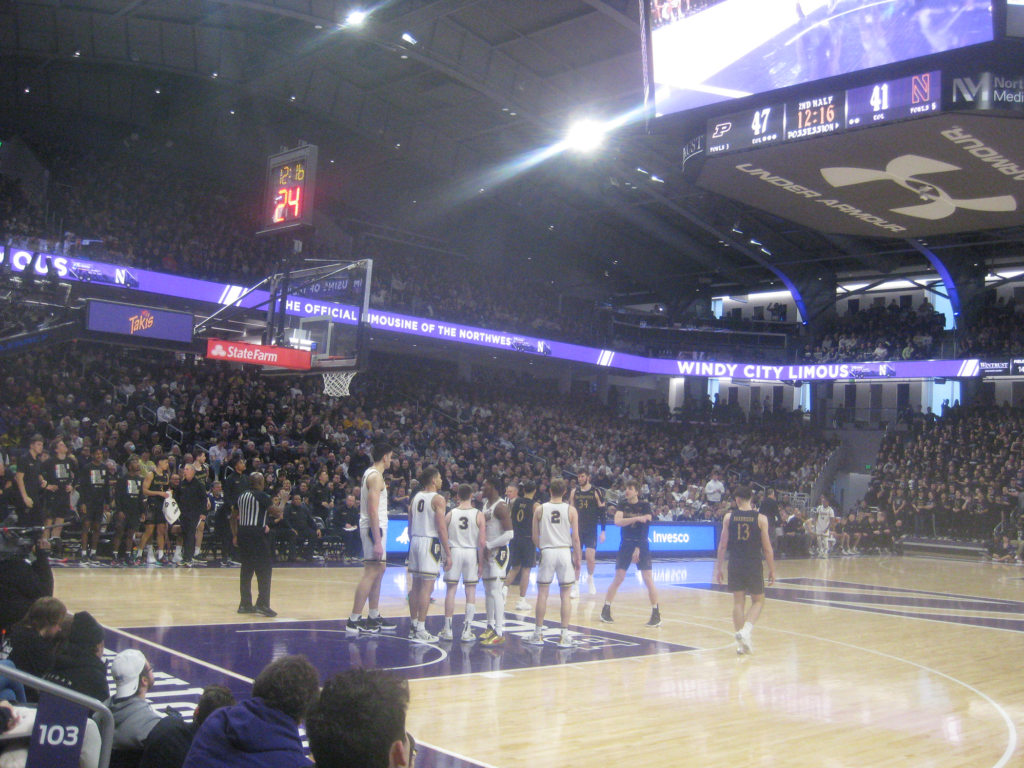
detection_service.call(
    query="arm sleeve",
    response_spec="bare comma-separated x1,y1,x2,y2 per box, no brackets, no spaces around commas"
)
486,528,514,550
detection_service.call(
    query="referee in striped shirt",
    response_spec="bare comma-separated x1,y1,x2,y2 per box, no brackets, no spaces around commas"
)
236,472,282,617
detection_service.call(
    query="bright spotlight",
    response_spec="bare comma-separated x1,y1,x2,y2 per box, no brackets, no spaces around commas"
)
401,32,418,44
347,9,367,25
565,120,606,151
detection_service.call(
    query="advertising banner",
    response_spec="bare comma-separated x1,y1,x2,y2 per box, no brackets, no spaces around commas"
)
3,248,985,381
85,299,193,343
205,339,311,370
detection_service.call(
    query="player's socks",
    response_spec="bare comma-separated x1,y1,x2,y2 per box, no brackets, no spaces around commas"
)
742,621,753,636
369,609,380,619
465,603,476,625
490,579,506,636
444,617,453,631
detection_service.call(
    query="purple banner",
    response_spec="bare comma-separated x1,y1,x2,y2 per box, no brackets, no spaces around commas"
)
2,247,983,382
86,299,194,343
25,693,89,768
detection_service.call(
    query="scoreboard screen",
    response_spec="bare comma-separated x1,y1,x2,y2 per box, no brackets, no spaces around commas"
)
706,103,784,155
651,0,992,119
706,71,943,155
846,71,940,128
260,145,318,234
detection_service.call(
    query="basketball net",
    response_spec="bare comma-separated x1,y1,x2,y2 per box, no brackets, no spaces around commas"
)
322,370,357,397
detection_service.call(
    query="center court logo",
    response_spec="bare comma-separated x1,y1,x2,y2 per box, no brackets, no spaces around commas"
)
821,154,1017,220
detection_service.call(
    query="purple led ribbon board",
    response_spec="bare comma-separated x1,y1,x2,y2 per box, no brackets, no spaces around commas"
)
3,248,981,382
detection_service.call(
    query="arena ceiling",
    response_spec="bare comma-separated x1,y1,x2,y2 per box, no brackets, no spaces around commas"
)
3,0,1024,313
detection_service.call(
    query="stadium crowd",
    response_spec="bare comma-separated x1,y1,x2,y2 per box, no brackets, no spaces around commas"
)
868,404,1024,547
0,340,837,565
0,145,596,347
803,298,946,364
956,299,1024,359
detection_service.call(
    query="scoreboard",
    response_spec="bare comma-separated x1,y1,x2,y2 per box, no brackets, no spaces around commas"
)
706,71,941,155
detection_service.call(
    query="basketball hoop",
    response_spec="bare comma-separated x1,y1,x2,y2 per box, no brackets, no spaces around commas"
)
322,370,357,397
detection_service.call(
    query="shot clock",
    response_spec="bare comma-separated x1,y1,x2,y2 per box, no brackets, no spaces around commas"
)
259,144,318,234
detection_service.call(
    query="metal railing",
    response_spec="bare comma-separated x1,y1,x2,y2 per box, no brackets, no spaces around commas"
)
0,665,114,768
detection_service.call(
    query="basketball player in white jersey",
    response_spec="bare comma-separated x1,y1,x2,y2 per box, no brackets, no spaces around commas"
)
812,494,836,558
406,466,452,644
527,478,581,649
479,477,514,646
440,483,486,642
346,440,397,635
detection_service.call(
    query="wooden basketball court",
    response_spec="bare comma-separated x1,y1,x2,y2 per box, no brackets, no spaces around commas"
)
54,555,1022,767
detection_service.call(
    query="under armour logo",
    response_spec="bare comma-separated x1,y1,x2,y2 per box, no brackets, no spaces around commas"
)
821,155,1016,220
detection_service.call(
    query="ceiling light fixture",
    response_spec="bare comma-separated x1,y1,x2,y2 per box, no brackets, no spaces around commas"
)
565,119,606,152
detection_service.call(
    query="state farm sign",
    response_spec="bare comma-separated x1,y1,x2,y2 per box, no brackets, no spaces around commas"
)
205,339,311,370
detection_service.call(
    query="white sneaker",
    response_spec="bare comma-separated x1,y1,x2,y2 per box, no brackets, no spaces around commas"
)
412,630,439,644
438,626,454,641
460,626,476,643
146,548,156,565
525,632,545,646
557,633,576,649
587,580,597,595
570,583,580,599
735,630,752,655
515,597,530,611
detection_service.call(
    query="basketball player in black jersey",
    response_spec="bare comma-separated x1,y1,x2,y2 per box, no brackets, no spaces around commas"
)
139,456,172,566
505,480,539,612
600,481,660,628
570,470,605,597
714,485,775,655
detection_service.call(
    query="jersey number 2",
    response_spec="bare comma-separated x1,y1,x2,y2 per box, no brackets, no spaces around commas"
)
550,510,561,525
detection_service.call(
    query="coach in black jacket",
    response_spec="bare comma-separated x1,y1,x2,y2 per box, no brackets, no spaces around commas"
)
0,539,53,634
177,465,208,565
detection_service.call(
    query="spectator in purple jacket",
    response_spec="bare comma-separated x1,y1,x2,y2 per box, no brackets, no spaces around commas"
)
183,655,319,768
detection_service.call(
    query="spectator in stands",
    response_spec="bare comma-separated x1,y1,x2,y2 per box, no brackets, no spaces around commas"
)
43,611,108,703
0,596,66,703
107,649,162,758
0,538,53,635
184,654,320,768
985,533,1015,563
306,669,413,768
137,685,236,768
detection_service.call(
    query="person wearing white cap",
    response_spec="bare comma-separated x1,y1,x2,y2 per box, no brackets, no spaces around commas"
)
107,649,162,753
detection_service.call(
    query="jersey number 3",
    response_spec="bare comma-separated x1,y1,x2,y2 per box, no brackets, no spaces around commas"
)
458,517,469,530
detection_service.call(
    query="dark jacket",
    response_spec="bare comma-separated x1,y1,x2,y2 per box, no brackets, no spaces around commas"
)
138,710,196,768
0,554,53,633
44,642,110,703
0,624,57,702
176,476,208,517
182,697,311,768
